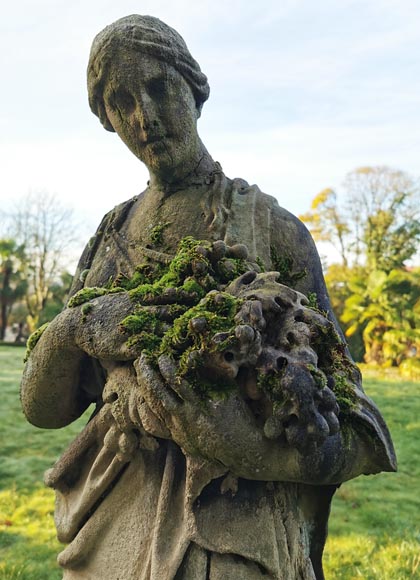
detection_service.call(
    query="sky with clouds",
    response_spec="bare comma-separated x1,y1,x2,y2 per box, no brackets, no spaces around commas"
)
1,0,419,254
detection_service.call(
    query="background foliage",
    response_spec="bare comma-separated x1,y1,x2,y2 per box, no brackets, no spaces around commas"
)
0,193,77,338
301,166,420,369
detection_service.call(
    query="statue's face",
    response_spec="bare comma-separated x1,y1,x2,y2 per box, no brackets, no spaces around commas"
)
102,47,200,181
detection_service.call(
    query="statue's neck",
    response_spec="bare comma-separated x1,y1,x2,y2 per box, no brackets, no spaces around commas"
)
147,142,221,193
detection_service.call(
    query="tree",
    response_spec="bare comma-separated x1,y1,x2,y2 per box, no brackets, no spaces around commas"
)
341,268,420,366
38,270,73,325
299,188,351,267
343,167,420,271
0,239,27,339
301,166,420,270
8,192,78,331
301,166,420,366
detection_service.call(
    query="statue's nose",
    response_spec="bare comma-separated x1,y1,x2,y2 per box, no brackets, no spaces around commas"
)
136,92,159,134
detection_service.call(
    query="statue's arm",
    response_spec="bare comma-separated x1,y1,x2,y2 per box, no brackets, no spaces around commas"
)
21,309,89,429
21,197,141,429
21,293,136,429
135,354,396,485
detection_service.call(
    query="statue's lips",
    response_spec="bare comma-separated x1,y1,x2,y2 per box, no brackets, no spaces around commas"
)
141,134,168,146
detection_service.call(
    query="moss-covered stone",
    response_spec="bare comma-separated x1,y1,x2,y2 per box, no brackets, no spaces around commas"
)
68,286,124,307
105,237,245,398
65,236,361,410
150,221,171,246
270,246,306,287
255,256,266,272
81,302,94,322
24,323,50,362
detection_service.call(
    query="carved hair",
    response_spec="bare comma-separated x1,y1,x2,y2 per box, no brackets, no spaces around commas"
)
87,14,210,131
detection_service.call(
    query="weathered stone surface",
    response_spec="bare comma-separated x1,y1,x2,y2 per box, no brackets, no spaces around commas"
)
21,14,396,579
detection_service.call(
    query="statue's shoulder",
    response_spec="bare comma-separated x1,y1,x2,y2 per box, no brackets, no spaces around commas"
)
258,189,312,238
98,193,143,236
69,193,144,297
249,185,326,299
247,186,317,258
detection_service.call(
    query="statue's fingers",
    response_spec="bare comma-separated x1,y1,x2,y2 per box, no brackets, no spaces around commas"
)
172,377,202,405
324,411,340,435
157,354,178,385
137,399,171,439
157,354,200,404
134,354,179,415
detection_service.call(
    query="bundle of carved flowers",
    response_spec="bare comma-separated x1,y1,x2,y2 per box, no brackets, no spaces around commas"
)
29,236,360,413
66,237,251,396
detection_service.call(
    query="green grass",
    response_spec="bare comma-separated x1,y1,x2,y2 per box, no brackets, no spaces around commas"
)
0,346,419,579
0,346,91,579
324,371,420,579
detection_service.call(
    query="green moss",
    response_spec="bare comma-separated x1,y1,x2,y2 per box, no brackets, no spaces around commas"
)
24,323,49,362
156,291,242,396
308,292,319,309
160,292,240,357
270,246,306,287
215,257,248,283
308,364,328,389
81,302,94,322
258,368,287,404
125,238,214,305
181,277,206,297
120,311,159,334
93,238,243,399
150,221,171,246
165,304,189,318
125,332,162,353
68,286,124,307
255,256,266,272
113,264,158,290
129,283,161,302
315,336,359,412
257,371,281,393
331,372,358,410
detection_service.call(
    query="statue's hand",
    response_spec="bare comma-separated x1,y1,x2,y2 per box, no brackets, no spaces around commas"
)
134,353,281,478
73,293,140,360
261,362,340,455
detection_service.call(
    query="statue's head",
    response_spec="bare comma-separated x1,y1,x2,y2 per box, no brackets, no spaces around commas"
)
87,15,211,179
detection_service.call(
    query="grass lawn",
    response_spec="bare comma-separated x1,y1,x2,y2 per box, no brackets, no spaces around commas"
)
0,346,419,579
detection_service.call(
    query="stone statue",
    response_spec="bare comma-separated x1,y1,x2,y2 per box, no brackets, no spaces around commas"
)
21,15,396,580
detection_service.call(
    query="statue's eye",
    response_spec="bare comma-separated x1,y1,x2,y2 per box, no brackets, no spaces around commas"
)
147,77,166,99
108,89,136,115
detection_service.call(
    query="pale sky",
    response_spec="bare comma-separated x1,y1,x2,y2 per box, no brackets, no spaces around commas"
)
1,0,419,259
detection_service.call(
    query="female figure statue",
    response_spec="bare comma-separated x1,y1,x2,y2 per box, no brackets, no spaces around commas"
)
21,15,396,580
